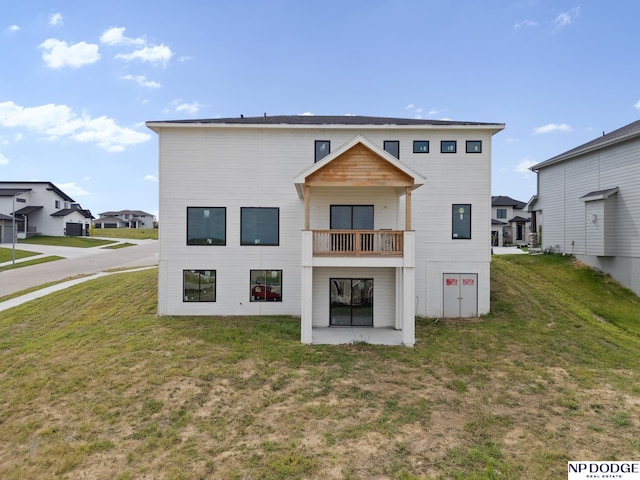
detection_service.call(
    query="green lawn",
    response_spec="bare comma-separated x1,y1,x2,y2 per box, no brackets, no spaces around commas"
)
0,246,40,263
18,235,116,248
0,255,638,479
0,255,64,272
91,227,158,240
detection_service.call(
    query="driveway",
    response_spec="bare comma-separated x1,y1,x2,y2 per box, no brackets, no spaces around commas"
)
0,238,158,299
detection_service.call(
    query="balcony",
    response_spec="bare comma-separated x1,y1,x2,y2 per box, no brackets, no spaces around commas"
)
313,230,403,256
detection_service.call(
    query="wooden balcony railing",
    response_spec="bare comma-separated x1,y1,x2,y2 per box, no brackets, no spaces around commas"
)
313,230,404,256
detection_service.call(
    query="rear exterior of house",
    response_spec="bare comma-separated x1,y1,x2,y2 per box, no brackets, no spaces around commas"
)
530,119,640,296
147,115,505,345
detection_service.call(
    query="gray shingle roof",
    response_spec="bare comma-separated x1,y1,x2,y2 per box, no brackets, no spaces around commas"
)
492,195,526,208
532,119,640,170
147,114,502,127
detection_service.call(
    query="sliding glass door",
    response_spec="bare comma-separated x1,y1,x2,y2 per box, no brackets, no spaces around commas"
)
330,278,373,326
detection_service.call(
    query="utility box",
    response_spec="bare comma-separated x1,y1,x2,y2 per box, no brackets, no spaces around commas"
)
443,273,478,317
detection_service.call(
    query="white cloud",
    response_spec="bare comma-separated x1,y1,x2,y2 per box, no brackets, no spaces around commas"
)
0,101,150,151
57,182,89,196
533,123,573,134
634,100,640,109
405,104,415,109
39,38,100,69
115,44,173,67
175,102,201,114
100,27,145,46
49,13,63,27
427,109,439,116
14,133,23,141
515,159,537,174
300,112,314,116
0,152,9,165
144,174,158,182
554,6,580,31
8,25,20,32
513,19,539,29
121,74,161,88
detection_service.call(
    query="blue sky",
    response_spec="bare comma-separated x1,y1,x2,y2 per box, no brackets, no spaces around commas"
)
1,1,639,219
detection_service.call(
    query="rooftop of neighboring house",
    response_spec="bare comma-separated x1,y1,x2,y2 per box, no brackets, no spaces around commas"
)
492,196,527,209
531,119,640,170
0,181,74,202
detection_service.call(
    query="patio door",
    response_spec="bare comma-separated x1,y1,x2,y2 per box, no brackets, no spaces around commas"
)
330,278,374,326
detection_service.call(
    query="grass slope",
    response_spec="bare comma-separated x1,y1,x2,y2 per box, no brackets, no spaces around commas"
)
0,256,639,479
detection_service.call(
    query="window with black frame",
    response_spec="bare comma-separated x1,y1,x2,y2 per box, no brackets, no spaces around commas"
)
187,207,226,245
250,269,282,302
183,270,216,302
241,207,279,245
452,204,471,239
315,140,330,162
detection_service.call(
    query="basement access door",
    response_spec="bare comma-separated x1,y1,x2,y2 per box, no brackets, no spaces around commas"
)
443,273,478,317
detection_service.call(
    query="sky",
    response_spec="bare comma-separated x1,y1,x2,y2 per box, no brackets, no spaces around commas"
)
1,1,639,220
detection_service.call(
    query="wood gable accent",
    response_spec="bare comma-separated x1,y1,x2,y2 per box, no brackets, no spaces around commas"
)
306,143,414,187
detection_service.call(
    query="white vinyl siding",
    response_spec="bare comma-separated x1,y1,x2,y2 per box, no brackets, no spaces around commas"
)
155,124,498,319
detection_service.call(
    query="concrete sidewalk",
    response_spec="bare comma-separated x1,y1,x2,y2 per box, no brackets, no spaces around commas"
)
492,246,528,255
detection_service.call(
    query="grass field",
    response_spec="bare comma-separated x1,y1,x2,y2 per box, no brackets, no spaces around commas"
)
0,247,40,263
91,227,158,240
18,235,116,248
0,255,638,479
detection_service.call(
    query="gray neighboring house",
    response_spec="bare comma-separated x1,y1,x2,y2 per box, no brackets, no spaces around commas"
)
94,210,155,229
0,181,93,242
491,195,531,247
529,119,640,296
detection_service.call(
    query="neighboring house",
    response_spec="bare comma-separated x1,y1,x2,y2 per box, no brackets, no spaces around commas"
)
94,210,155,229
147,115,505,345
529,119,640,297
491,195,531,246
0,182,93,241
0,213,13,244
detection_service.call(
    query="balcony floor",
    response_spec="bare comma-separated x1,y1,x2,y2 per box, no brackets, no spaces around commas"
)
312,326,405,346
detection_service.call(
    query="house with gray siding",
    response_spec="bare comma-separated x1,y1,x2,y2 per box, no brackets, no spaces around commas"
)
529,119,640,296
147,115,505,345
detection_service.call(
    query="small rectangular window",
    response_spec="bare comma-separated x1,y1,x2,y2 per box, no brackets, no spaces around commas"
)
466,140,482,153
441,141,457,153
55,200,60,209
187,207,226,245
184,270,216,302
315,140,330,162
496,208,507,219
384,140,400,159
452,204,471,239
241,207,279,245
413,141,429,153
250,269,282,302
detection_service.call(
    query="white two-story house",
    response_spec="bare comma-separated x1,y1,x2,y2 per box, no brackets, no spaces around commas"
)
147,115,505,345
94,210,156,229
0,181,93,240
